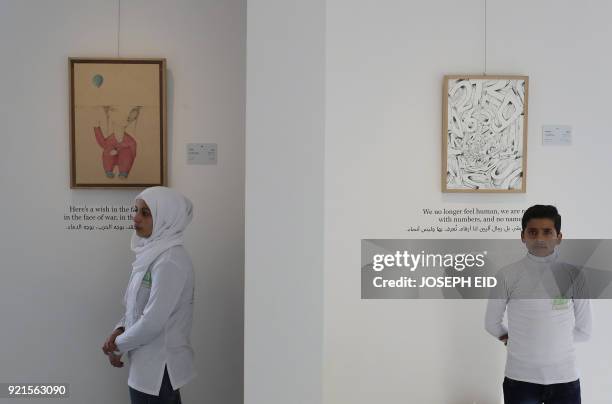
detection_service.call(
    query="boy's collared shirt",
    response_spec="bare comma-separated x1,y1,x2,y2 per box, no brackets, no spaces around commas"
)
485,250,592,385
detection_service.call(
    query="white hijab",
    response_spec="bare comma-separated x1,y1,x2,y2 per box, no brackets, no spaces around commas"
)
130,187,193,273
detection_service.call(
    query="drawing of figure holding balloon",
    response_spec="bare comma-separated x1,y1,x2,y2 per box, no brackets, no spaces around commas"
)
70,60,165,188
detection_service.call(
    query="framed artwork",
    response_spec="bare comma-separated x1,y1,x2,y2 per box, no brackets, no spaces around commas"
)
442,75,528,193
69,58,167,188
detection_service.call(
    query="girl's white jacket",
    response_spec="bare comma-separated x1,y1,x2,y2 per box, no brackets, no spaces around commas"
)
115,245,196,395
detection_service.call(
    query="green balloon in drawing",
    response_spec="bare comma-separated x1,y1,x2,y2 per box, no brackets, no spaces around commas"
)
92,74,104,88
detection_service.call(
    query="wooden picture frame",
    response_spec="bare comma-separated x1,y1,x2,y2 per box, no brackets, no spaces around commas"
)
69,58,167,188
442,75,528,193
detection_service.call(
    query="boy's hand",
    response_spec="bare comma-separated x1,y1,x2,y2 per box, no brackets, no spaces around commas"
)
499,334,508,346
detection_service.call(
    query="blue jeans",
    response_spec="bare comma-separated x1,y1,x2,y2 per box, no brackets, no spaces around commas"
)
129,366,182,404
503,377,580,404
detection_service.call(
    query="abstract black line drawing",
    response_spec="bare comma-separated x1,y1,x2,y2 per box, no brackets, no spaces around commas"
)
443,75,528,193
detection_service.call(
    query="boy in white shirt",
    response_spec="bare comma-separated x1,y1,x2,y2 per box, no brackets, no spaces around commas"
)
485,205,591,404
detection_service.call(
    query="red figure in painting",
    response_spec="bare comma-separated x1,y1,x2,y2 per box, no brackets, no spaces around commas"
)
94,105,142,179
94,127,137,178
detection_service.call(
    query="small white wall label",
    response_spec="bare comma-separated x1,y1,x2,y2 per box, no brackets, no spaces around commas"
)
542,126,572,145
187,143,218,165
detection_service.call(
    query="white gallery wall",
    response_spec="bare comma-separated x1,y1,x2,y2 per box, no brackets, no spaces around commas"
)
244,0,325,403
246,0,612,403
0,1,245,403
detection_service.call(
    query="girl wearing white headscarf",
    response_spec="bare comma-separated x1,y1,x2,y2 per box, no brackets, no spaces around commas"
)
102,187,196,403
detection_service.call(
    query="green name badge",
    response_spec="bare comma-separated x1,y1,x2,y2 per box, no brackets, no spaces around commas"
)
142,270,152,289
552,297,569,310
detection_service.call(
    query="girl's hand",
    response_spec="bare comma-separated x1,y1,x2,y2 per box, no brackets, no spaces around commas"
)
102,328,124,354
107,352,124,368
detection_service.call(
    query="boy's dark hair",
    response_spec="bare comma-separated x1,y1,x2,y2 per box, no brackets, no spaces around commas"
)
521,205,561,233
